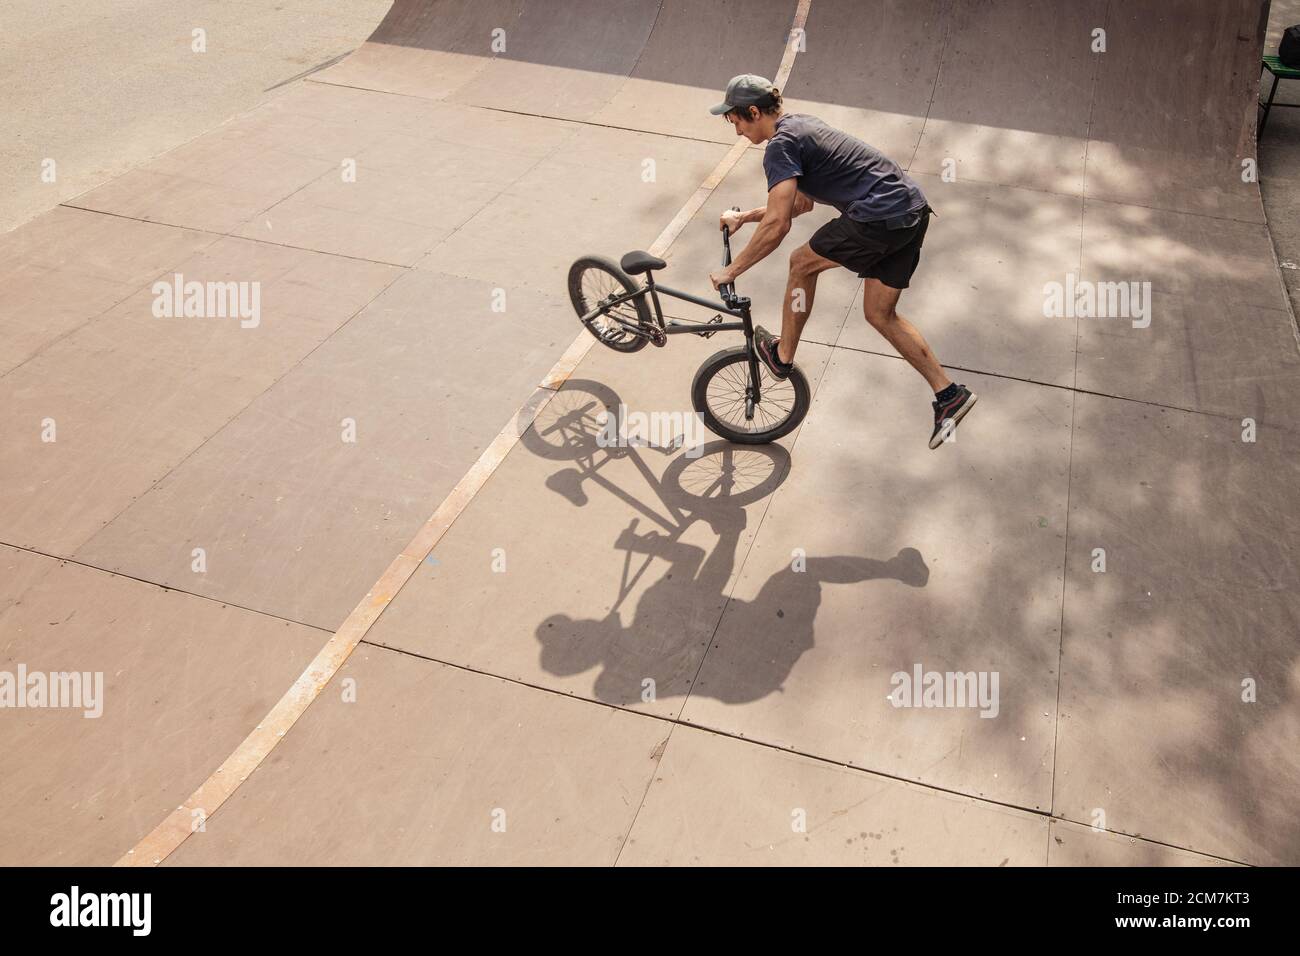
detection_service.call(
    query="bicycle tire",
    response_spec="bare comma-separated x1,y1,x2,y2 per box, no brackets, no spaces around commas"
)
567,256,654,353
691,346,810,444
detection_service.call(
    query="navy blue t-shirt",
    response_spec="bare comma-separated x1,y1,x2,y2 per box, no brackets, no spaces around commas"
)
763,114,926,222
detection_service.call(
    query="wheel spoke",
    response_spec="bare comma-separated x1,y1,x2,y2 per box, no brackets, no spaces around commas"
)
577,266,644,346
703,357,800,435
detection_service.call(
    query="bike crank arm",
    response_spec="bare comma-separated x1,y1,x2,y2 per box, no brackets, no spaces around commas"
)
582,307,658,342
579,303,642,328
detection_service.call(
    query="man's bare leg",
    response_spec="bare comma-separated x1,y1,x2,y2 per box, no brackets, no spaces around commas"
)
860,278,951,392
776,242,840,364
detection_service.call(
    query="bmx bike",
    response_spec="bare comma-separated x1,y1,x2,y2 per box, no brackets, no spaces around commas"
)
567,209,811,444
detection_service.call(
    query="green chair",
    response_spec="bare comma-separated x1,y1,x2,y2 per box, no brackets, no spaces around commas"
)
1260,55,1300,137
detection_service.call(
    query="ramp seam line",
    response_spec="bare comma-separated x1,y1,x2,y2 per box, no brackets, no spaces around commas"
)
904,0,955,172
304,77,737,149
623,0,666,81
0,541,333,634
264,50,355,92
57,203,411,266
1049,0,1112,831
815,338,1297,427
349,640,1248,866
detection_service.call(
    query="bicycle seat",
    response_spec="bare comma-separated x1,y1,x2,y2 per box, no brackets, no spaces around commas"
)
620,250,667,275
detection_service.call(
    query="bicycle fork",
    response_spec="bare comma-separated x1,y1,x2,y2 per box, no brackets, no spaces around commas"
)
721,216,762,423
739,301,763,422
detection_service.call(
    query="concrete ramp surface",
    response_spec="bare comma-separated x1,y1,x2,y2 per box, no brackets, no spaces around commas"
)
1,0,1298,868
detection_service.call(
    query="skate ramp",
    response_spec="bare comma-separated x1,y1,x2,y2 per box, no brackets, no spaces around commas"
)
3,0,1299,867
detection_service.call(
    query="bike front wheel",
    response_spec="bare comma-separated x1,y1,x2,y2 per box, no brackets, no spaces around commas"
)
691,346,810,444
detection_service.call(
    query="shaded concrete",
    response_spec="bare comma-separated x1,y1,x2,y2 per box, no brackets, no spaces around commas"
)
780,0,946,163
448,0,662,122
329,0,795,144
681,349,1070,811
1054,393,1300,866
832,173,1083,387
1085,0,1266,221
587,0,796,143
1074,198,1299,415
910,0,1105,196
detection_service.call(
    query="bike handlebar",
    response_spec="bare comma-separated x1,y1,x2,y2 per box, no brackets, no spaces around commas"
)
719,206,739,304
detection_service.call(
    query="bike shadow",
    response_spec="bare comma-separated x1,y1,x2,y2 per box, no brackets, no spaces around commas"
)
523,379,930,707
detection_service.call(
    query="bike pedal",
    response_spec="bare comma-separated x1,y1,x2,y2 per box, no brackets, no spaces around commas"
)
701,314,724,339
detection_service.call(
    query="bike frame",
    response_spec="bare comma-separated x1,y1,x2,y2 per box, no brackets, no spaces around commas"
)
582,222,766,406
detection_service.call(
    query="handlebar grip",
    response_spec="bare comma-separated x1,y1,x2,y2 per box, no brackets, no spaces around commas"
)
719,206,741,303
721,207,741,260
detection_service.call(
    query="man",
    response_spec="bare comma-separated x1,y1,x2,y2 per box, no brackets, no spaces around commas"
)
706,74,976,449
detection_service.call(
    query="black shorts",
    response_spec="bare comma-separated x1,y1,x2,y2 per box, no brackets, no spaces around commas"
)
809,207,930,289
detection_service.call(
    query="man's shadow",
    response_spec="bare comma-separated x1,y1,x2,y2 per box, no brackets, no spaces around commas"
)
538,531,929,706
524,381,929,706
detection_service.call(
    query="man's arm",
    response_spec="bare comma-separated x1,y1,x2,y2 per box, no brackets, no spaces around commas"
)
711,179,805,289
720,189,813,233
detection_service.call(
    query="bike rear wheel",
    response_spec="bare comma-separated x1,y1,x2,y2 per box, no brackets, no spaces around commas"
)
691,346,810,444
567,256,654,353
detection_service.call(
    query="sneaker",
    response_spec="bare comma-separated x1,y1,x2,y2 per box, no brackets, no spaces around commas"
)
886,547,930,587
929,385,977,449
753,325,793,380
